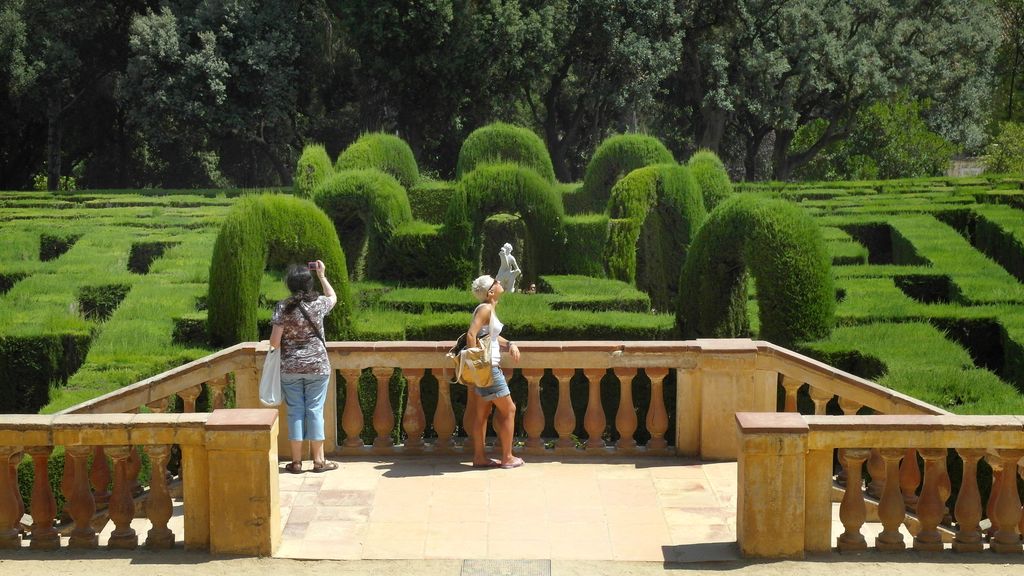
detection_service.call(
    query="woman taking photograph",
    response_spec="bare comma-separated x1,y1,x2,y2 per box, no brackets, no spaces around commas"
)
466,274,525,469
270,260,338,473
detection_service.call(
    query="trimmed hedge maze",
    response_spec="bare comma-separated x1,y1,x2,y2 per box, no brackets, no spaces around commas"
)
3,127,1024,434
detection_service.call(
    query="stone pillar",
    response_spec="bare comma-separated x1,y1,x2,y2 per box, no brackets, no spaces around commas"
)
106,445,138,549
582,368,607,450
952,448,985,553
698,341,776,460
836,448,869,553
522,369,545,455
66,444,98,549
340,369,364,449
27,446,59,550
736,412,808,558
780,375,801,413
875,448,906,551
552,368,577,452
674,367,701,456
804,447,834,553
371,367,395,451
913,448,947,551
613,368,638,452
144,444,175,549
432,370,456,451
204,409,280,556
0,446,22,549
645,368,670,453
180,442,210,551
402,369,427,450
990,448,1024,553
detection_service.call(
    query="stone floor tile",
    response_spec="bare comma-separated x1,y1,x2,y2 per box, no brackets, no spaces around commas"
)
669,523,734,545
604,504,667,524
369,502,430,522
314,505,371,522
286,506,317,524
487,538,551,559
304,519,367,542
607,522,673,561
277,537,364,560
546,506,606,524
290,491,318,507
548,534,614,560
362,521,428,559
317,489,374,507
489,516,546,541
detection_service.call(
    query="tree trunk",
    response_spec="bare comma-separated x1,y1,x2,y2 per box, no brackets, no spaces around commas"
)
47,96,63,192
744,130,766,181
698,106,726,153
772,129,795,181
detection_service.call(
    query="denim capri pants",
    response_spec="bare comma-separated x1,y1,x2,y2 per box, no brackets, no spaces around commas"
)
473,365,511,401
281,373,330,441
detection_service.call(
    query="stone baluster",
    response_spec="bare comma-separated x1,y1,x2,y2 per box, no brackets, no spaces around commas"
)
0,446,22,549
371,367,395,450
147,398,170,413
432,370,456,451
89,446,111,505
143,445,174,549
27,446,59,550
8,449,23,532
836,448,869,553
340,369,364,448
808,386,833,415
208,375,229,409
106,445,138,549
582,368,606,450
522,369,546,454
178,385,202,413
402,369,427,450
780,375,802,413
1019,462,1024,536
126,445,142,496
614,368,638,452
900,449,921,509
66,444,98,548
986,455,1003,539
952,448,985,552
60,450,75,510
552,369,577,451
989,448,1024,553
875,448,906,551
913,448,947,551
866,449,885,499
645,368,670,452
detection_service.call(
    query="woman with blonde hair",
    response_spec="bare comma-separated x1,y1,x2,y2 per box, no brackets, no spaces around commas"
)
466,274,524,468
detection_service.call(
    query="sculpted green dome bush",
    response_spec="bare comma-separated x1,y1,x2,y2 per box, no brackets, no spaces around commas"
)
605,164,706,311
448,163,565,283
336,132,420,189
581,134,674,213
207,194,352,346
687,149,733,211
456,123,556,183
293,144,334,198
313,169,413,281
677,195,834,346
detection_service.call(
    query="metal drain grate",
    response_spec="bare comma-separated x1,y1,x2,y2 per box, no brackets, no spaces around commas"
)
460,559,552,576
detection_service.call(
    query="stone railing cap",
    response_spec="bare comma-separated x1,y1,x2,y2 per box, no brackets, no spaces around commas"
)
206,408,278,430
736,412,809,433
806,415,1024,431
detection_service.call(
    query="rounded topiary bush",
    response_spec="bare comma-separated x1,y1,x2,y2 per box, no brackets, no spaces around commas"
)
313,169,413,281
293,144,334,198
581,134,674,213
687,149,733,211
336,132,419,189
449,163,565,282
605,164,706,311
207,194,352,346
456,123,556,183
677,194,834,346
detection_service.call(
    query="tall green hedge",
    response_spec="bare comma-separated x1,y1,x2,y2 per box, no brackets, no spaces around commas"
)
336,132,420,189
677,195,835,346
559,214,609,276
580,134,674,213
605,164,706,311
455,123,556,183
687,149,733,211
207,194,351,346
453,163,566,280
293,144,334,198
313,169,414,281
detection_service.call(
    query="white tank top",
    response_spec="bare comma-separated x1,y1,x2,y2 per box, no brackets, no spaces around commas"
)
475,304,503,366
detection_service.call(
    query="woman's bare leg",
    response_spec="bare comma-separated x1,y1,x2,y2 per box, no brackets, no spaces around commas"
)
290,440,303,464
491,396,517,464
472,396,494,465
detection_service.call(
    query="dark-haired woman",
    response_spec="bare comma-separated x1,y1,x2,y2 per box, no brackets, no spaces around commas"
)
269,260,338,473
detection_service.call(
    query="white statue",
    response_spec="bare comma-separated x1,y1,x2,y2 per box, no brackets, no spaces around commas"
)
495,242,522,293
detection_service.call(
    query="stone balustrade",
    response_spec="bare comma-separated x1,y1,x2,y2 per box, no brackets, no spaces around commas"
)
736,412,1024,558
0,409,280,555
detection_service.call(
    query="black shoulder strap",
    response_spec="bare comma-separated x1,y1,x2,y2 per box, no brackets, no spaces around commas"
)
297,303,326,346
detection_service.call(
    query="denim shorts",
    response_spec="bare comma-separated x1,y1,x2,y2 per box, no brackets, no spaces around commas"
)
473,365,511,401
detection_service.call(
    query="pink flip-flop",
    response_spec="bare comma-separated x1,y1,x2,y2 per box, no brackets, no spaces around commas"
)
499,457,525,469
471,459,501,468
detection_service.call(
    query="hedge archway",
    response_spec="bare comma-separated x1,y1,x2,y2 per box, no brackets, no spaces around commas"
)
687,149,733,211
676,195,834,346
450,163,565,281
605,164,706,311
293,144,334,198
456,123,556,183
207,194,352,346
580,134,674,213
336,132,420,189
313,169,413,281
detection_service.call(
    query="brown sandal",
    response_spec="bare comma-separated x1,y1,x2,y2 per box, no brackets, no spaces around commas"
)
312,460,339,473
284,462,303,474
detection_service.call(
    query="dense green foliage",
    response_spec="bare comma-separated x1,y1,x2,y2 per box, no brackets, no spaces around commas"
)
580,135,674,213
686,150,733,211
336,133,420,189
312,169,414,281
984,122,1024,174
456,123,555,183
207,194,352,346
407,179,456,224
678,195,836,346
560,214,608,276
605,164,706,310
293,144,334,199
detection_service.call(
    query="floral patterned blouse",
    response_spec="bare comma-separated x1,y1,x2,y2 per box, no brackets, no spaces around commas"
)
271,295,334,374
